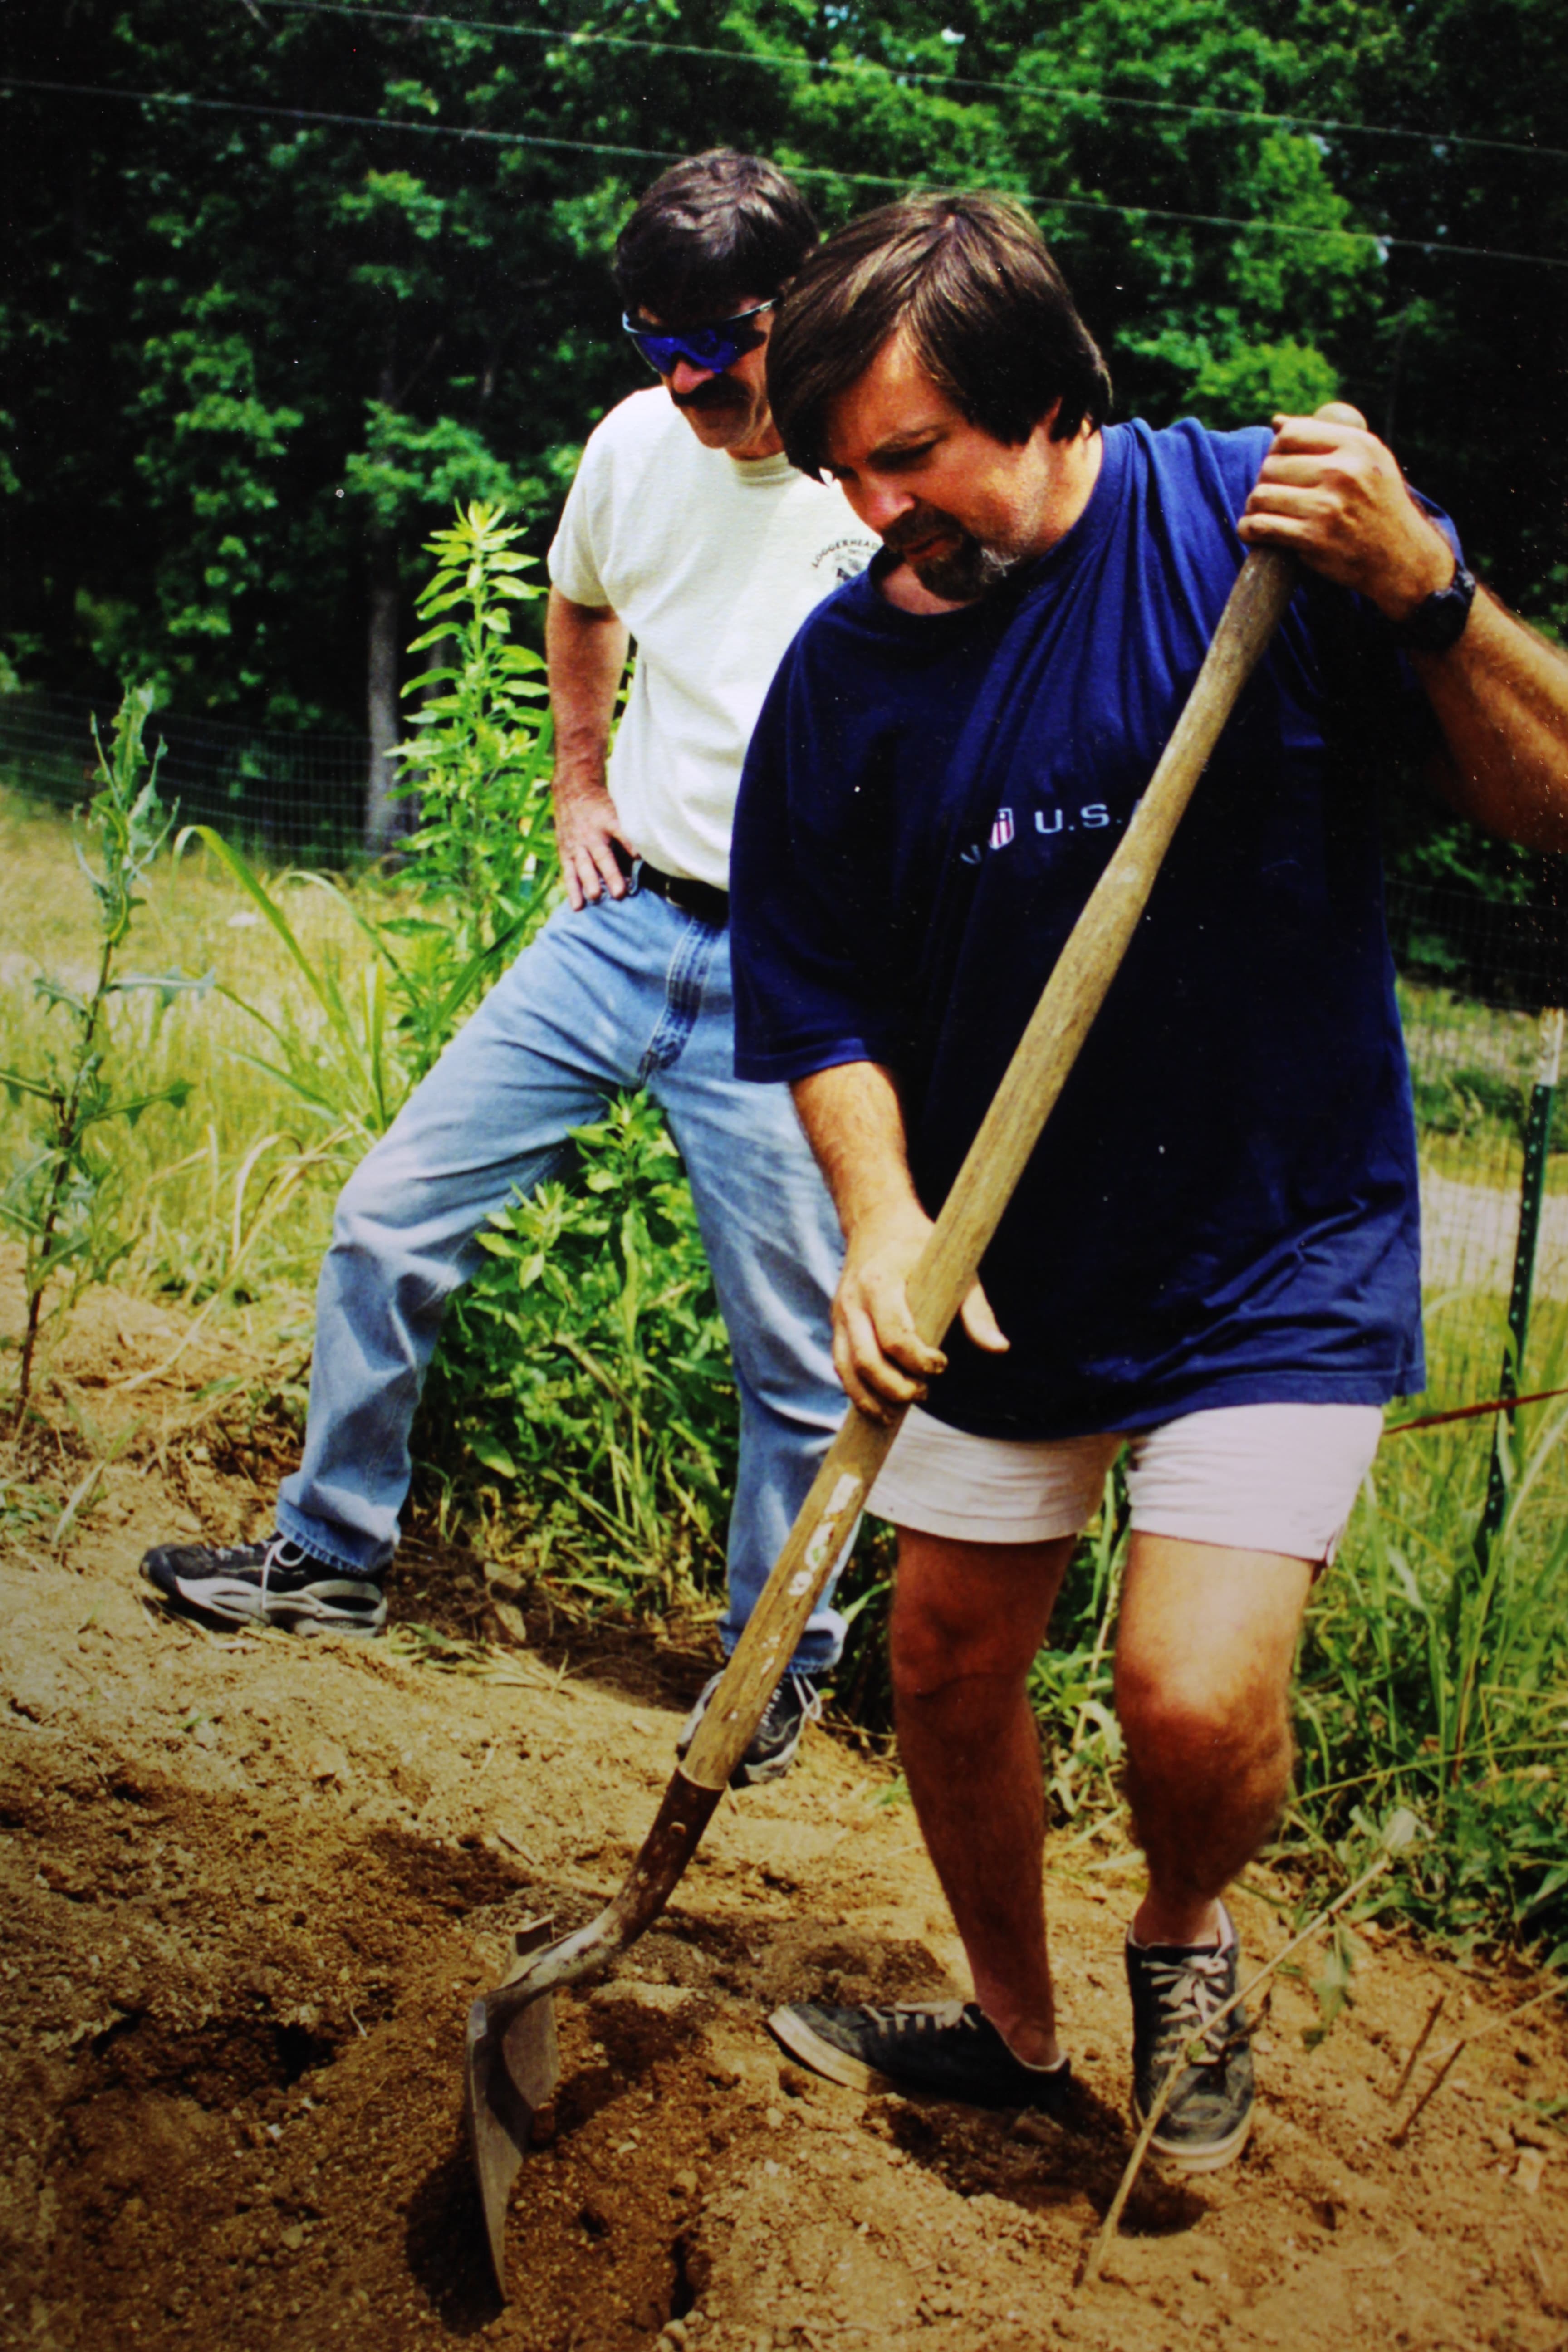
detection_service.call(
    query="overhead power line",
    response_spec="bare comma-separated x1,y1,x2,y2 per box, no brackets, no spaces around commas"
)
4,74,1565,273
250,0,1568,168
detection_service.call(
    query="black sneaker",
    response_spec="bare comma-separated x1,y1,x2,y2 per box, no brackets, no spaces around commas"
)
768,1998,1074,2117
140,1532,387,1637
677,1668,822,1787
1126,1908,1254,2172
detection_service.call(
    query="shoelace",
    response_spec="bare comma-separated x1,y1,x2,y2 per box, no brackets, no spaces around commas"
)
867,2000,974,2038
760,1672,824,1737
256,1534,308,1602
1144,1945,1236,2070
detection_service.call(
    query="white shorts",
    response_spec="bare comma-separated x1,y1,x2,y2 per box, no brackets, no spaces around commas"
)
867,1401,1384,1564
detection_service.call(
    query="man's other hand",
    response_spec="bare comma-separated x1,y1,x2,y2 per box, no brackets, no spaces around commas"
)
833,1197,1008,1423
554,779,637,911
1237,403,1456,623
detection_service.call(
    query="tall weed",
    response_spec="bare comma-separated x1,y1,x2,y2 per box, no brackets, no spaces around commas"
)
1292,1367,1568,1954
417,1094,738,1607
0,691,210,1413
185,500,560,1142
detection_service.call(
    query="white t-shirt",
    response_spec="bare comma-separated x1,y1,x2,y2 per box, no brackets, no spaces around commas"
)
548,387,877,890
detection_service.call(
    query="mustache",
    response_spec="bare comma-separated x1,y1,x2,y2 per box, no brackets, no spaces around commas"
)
882,506,964,554
671,378,747,411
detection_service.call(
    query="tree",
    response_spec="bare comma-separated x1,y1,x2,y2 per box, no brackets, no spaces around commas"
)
2,0,1561,885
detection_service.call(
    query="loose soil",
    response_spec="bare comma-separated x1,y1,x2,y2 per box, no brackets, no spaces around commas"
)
5,1257,1568,2352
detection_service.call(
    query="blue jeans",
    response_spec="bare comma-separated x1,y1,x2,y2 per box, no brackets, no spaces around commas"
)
276,885,849,1671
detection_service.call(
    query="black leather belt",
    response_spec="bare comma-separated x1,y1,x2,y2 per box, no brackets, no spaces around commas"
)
634,860,729,929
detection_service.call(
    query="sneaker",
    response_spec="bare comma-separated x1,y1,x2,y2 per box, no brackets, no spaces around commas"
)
677,1668,823,1787
140,1532,387,1638
768,1998,1074,2117
1126,1908,1254,2172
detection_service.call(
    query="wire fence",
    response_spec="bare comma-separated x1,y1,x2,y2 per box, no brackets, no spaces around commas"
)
3,691,1565,1423
0,689,372,861
1386,878,1567,1417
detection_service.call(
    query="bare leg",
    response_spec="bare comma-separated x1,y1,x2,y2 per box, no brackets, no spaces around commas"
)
889,1527,1076,2066
1114,1534,1313,1947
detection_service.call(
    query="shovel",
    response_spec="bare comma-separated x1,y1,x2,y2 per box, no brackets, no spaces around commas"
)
465,543,1298,2297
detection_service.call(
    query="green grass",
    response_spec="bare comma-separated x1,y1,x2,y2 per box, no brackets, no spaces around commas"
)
0,790,403,1331
7,781,1568,1954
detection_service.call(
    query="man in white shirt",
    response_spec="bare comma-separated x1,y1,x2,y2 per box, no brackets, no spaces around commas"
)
141,152,875,1779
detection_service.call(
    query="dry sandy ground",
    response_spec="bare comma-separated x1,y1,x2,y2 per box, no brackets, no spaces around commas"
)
5,1271,1568,2352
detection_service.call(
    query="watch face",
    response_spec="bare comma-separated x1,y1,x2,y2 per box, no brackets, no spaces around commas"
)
1398,560,1476,653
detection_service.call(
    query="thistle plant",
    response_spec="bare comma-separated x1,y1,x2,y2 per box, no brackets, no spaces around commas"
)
1,687,208,1421
192,500,560,1135
389,499,559,1081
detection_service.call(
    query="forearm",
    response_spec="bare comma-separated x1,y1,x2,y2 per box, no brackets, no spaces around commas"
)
1233,407,1568,854
545,587,634,904
791,1061,921,1240
545,587,630,796
1415,590,1568,853
793,1059,1007,1414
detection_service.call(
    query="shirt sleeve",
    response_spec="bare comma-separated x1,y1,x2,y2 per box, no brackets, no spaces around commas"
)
730,625,907,1086
547,427,612,609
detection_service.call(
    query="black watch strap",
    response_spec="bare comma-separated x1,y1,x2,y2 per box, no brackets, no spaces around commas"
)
1390,558,1476,653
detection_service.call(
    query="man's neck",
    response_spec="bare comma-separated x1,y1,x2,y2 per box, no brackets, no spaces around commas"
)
729,420,786,462
881,428,1105,616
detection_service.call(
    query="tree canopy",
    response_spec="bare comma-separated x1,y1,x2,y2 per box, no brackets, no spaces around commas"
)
3,0,1563,860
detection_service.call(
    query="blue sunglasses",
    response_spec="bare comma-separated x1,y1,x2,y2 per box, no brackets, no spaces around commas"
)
622,299,776,377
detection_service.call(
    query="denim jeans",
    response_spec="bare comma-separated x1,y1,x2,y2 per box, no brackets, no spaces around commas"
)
276,883,849,1671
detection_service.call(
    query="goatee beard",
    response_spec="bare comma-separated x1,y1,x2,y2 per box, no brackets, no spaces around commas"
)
911,533,1020,601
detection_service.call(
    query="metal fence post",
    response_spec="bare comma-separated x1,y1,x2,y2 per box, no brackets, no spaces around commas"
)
1476,1003,1565,1563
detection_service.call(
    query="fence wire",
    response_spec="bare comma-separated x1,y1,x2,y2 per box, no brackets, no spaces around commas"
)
0,689,372,860
1387,879,1568,1415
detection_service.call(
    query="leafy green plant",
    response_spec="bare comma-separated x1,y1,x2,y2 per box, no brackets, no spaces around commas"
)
1292,1377,1568,1956
419,1093,739,1608
189,500,560,1137
389,500,558,1079
1032,1468,1131,1822
0,687,209,1419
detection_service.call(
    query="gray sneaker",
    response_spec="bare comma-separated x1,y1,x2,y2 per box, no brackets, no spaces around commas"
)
676,1668,822,1786
140,1532,387,1637
769,1998,1075,2116
1126,1907,1254,2172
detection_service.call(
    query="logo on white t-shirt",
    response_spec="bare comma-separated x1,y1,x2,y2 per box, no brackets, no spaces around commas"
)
813,535,879,584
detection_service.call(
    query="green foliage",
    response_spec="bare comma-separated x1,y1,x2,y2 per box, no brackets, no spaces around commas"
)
0,688,210,1415
1030,1469,1130,1820
1409,1063,1524,1143
188,501,560,1136
185,830,407,1142
1291,1383,1568,1957
391,501,559,1079
15,0,1556,808
420,1093,740,1607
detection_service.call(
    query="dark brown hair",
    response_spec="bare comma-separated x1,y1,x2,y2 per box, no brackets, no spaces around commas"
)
613,151,818,323
768,192,1112,477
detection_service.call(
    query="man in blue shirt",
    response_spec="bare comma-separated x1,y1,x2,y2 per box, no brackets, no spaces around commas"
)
733,192,1568,2168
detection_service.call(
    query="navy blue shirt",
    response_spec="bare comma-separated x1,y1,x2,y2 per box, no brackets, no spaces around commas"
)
731,419,1447,1439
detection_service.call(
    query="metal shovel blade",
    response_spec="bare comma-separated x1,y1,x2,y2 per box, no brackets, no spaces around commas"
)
464,1918,561,2298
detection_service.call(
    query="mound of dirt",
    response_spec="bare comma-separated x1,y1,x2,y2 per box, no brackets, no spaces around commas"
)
5,1269,1568,2350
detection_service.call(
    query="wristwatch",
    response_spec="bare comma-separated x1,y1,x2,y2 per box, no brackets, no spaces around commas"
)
1389,557,1476,653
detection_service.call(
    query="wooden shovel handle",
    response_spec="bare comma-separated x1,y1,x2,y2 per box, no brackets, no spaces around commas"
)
681,546,1296,1791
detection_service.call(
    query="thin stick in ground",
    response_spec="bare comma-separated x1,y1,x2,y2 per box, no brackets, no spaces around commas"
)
1081,1852,1393,2286
1388,1990,1445,2106
1390,1976,1566,2147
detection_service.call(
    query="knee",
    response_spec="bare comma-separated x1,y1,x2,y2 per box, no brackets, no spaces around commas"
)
1114,1653,1289,1782
889,1587,1031,1704
331,1143,411,1256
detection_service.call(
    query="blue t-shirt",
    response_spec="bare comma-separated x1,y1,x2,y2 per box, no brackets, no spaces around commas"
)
731,419,1447,1439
